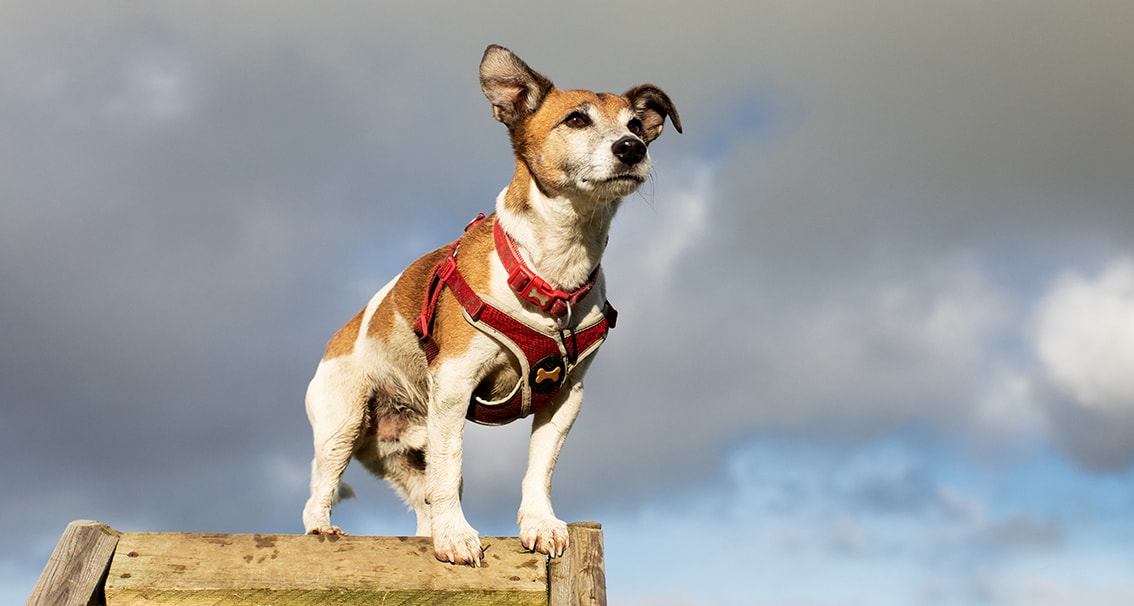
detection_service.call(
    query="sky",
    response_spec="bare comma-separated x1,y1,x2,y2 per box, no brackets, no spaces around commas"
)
3,1,1133,604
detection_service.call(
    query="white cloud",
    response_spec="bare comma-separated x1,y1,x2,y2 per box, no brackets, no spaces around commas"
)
1033,260,1134,416
638,165,712,285
1026,259,1134,469
745,258,1020,436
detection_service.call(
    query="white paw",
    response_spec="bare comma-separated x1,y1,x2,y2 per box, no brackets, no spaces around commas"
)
433,523,483,566
520,516,569,557
307,526,347,536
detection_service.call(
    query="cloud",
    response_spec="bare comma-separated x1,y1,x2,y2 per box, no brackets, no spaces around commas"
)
1030,259,1134,469
980,514,1063,553
576,172,1027,487
1034,260,1134,414
604,440,1124,606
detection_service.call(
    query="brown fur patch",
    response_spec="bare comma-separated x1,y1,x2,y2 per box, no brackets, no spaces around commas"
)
360,218,496,367
504,161,533,214
428,216,497,364
322,308,364,360
366,246,450,342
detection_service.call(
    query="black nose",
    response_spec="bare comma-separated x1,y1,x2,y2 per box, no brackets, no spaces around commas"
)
612,136,647,166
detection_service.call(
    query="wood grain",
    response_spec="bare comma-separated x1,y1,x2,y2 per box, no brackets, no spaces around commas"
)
104,532,548,605
549,522,606,606
26,520,120,606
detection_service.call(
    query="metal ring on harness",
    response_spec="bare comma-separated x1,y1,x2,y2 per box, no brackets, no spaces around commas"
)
556,301,573,331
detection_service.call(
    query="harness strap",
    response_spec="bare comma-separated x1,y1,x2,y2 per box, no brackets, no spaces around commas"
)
412,214,487,361
412,213,617,425
464,303,613,425
493,220,600,318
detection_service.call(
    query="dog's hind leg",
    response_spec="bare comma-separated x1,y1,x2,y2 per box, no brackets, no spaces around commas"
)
302,361,367,535
378,446,432,536
354,408,433,536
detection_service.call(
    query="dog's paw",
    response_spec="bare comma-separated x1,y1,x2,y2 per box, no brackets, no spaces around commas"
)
520,516,570,557
433,523,484,566
307,526,348,536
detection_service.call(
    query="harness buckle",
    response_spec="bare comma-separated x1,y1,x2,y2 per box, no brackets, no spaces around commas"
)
437,255,457,282
506,267,532,294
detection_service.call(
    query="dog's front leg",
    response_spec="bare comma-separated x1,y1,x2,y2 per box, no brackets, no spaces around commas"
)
518,377,586,557
426,369,483,566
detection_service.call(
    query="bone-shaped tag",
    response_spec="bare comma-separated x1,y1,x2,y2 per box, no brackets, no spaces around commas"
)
526,285,551,307
535,366,561,384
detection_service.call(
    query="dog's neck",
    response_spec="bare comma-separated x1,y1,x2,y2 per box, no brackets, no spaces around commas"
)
496,167,619,292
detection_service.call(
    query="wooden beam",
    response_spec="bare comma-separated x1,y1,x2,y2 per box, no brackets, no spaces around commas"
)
29,520,608,605
548,522,606,606
26,520,121,606
104,532,548,605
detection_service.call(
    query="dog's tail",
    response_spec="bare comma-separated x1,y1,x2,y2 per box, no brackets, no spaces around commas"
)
334,481,356,503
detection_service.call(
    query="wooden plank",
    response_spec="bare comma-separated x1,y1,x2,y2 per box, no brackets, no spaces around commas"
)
104,532,548,605
548,522,606,606
26,520,121,606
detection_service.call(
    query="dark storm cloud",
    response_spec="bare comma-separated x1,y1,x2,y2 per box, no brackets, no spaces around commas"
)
0,2,462,555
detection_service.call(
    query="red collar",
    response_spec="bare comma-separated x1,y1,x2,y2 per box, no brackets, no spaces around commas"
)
493,218,599,318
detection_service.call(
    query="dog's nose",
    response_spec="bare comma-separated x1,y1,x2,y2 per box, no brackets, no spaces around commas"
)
612,136,647,166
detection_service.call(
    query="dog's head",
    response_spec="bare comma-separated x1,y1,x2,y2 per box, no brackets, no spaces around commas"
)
480,44,682,204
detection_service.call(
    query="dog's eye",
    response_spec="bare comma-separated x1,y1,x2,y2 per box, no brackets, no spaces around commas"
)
628,118,645,137
564,112,591,129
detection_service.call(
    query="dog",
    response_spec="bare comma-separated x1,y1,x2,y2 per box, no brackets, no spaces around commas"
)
302,44,680,566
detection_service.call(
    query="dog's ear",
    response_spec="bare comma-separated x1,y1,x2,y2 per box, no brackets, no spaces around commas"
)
624,85,683,144
480,45,554,128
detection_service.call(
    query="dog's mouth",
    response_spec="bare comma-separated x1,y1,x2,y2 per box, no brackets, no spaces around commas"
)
577,172,647,198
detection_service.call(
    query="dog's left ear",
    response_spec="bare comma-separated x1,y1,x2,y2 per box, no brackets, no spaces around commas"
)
624,85,683,144
480,45,555,129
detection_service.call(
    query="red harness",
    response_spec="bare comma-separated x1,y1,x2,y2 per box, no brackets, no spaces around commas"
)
412,214,616,425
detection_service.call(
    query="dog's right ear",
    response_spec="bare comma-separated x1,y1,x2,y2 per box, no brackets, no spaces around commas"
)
624,85,683,144
480,45,554,128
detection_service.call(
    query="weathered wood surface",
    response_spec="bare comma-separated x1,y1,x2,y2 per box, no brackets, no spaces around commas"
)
549,522,606,606
26,520,121,606
104,531,548,605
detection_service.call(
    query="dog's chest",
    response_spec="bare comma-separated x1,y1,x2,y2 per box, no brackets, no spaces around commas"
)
411,219,615,425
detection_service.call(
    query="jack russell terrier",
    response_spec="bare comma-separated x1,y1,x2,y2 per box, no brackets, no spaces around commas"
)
302,44,680,566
